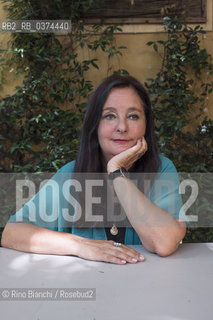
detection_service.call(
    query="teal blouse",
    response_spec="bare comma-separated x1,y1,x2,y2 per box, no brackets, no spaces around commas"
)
8,156,186,245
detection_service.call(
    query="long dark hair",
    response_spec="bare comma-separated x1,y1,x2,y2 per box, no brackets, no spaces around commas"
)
74,75,160,174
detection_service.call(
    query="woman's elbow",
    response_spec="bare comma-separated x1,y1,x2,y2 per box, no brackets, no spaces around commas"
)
1,222,21,249
156,224,187,257
1,224,11,248
155,243,179,257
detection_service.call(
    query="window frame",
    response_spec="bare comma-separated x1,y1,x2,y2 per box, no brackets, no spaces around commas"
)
83,0,212,33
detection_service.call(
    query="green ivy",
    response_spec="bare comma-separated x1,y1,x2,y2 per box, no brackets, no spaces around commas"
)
0,0,127,173
0,0,128,243
145,17,213,174
145,17,213,242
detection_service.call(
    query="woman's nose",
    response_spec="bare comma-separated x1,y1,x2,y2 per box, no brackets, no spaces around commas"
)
116,117,127,133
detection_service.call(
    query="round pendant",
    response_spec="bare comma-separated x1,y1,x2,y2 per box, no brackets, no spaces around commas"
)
110,224,118,236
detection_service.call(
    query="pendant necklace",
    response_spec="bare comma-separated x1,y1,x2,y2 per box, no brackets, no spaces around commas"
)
110,224,118,236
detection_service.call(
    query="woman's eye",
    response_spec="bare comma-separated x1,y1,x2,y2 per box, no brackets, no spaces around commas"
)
103,113,116,120
128,114,139,120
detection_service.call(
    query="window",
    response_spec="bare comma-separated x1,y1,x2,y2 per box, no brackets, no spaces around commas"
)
84,0,207,24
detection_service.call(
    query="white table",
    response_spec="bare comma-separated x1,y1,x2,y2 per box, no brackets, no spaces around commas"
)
0,243,213,320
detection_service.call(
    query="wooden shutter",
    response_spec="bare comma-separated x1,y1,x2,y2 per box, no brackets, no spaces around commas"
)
83,0,207,24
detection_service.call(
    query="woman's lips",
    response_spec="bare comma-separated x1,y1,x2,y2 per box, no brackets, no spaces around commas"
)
112,139,130,144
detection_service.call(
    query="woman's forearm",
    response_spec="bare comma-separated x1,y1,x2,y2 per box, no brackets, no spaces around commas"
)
1,222,145,264
113,177,186,256
1,222,81,256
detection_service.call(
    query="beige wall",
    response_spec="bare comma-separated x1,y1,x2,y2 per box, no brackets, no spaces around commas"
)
0,5,24,97
1,1,213,122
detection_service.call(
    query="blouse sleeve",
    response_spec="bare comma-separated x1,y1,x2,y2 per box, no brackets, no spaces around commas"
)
8,161,76,231
149,156,188,222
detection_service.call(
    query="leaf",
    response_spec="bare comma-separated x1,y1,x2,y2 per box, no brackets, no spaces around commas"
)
153,43,158,52
91,60,99,69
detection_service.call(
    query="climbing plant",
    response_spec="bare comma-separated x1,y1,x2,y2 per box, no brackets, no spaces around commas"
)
0,0,127,173
145,16,213,173
145,16,213,242
0,0,128,243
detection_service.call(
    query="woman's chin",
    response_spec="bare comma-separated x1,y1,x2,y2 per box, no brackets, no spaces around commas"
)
113,146,130,154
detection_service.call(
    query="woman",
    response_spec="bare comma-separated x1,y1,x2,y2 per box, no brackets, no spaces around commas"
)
1,75,186,264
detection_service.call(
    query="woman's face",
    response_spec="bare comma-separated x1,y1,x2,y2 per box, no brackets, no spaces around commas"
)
98,87,146,163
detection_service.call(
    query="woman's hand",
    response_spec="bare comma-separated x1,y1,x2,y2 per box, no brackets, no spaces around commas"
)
107,137,148,173
76,238,145,265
